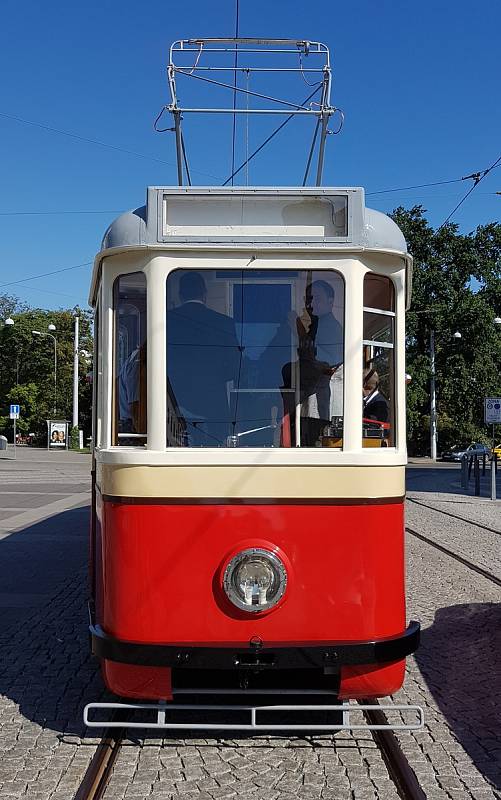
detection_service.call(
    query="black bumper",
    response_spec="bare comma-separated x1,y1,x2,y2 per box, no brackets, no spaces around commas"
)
90,621,420,671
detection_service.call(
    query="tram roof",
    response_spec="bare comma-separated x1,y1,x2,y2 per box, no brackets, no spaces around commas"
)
90,186,408,305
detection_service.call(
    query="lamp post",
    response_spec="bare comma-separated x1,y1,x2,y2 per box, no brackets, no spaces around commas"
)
429,329,462,461
32,325,57,415
72,315,79,430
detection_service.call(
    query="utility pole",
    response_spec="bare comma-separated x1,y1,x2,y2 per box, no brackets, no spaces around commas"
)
72,315,79,429
430,330,437,461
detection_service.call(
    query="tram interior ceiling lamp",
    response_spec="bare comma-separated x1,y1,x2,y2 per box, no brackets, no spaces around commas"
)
223,548,287,613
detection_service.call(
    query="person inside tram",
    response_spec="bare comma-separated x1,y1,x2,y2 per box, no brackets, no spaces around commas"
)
362,367,389,423
168,271,240,446
118,343,146,435
278,280,343,446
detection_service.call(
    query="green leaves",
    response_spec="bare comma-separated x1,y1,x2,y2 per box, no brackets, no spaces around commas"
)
393,208,501,455
0,299,93,444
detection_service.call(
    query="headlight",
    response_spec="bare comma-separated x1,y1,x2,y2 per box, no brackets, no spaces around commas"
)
223,548,287,613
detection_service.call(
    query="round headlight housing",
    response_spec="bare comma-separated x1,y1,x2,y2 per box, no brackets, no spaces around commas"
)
223,548,287,613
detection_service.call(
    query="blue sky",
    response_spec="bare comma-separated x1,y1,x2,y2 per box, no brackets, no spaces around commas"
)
0,0,499,312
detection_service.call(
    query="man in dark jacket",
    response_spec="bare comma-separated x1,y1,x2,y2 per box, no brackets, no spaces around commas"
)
363,368,389,423
168,272,240,446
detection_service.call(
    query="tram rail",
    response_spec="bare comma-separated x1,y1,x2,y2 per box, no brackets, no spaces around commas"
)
363,705,427,800
406,525,501,589
73,728,123,800
407,496,501,536
75,708,426,800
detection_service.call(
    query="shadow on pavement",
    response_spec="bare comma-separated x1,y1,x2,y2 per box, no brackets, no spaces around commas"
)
0,507,106,737
406,465,466,496
406,463,501,500
415,602,501,790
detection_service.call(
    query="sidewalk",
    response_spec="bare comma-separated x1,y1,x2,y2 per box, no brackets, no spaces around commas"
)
0,444,91,464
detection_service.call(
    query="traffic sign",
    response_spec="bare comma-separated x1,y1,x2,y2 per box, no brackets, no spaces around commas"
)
9,404,20,419
484,397,501,424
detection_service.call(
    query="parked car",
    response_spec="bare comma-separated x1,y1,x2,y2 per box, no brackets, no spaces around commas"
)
440,442,491,462
491,443,501,459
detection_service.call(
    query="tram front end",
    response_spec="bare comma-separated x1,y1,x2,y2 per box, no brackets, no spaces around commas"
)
87,187,420,725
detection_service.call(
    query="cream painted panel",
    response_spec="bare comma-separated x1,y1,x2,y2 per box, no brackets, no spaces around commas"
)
98,463,404,499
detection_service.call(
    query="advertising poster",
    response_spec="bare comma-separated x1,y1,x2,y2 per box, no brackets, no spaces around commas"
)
48,420,68,449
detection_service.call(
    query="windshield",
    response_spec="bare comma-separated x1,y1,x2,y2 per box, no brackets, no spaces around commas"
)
166,269,344,447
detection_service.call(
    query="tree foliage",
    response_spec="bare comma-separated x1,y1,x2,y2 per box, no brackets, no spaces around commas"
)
0,298,93,445
392,207,501,455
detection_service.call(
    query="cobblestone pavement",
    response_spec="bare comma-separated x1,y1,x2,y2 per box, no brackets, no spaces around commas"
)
406,499,501,581
389,467,501,800
1,456,500,799
0,450,103,799
391,532,501,800
100,732,401,800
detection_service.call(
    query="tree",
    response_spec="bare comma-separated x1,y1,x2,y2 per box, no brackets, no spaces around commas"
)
391,206,501,455
0,293,29,320
0,301,94,444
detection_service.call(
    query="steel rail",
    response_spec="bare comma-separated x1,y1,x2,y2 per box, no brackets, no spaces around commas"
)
363,704,427,800
406,526,501,588
73,730,123,800
407,496,501,536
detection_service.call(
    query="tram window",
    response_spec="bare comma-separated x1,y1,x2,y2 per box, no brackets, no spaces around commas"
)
166,269,344,448
364,273,395,312
113,272,147,446
363,274,395,447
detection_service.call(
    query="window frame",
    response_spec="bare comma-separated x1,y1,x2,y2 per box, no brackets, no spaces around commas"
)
362,273,397,448
112,271,148,447
165,266,346,450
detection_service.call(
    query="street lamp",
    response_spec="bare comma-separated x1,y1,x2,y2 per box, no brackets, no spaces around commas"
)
32,327,57,415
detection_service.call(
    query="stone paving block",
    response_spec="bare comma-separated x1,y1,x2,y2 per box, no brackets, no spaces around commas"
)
208,787,238,799
320,792,353,800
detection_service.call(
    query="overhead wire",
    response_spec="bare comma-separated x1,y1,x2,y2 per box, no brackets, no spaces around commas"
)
0,210,123,216
175,68,316,111
230,1,240,186
366,161,501,199
366,179,465,196
222,85,321,186
0,110,220,181
0,261,92,289
438,154,501,228
12,283,80,300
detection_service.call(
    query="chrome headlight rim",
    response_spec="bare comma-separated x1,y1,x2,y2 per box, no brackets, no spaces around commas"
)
223,547,287,614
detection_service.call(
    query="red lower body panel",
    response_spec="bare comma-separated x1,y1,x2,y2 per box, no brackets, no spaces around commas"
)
94,498,407,700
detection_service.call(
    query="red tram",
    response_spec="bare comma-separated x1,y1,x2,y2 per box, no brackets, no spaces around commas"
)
86,185,420,730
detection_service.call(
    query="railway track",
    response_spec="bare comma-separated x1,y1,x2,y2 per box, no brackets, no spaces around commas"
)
407,496,501,536
406,525,501,589
74,707,426,800
363,706,426,800
73,728,123,800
